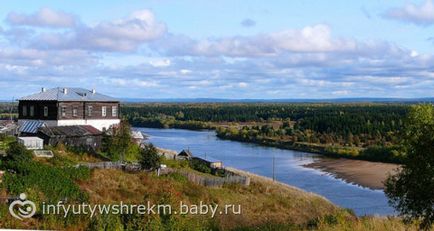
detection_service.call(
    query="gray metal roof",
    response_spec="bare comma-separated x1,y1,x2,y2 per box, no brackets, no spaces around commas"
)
19,120,46,134
19,87,118,102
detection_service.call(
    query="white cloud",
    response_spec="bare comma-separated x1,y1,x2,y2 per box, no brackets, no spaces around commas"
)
332,90,350,95
99,77,159,88
156,24,366,57
238,82,248,88
385,0,434,25
6,8,77,28
149,59,171,67
5,9,167,52
0,8,433,99
179,69,192,75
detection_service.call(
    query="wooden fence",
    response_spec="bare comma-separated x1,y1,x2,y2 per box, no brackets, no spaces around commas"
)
77,161,142,172
78,162,250,187
160,168,250,187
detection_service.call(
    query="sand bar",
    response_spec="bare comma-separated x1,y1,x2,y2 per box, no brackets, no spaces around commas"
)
304,158,400,190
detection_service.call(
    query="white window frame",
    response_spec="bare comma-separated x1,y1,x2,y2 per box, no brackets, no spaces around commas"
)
102,106,107,117
29,106,35,117
88,106,93,117
22,105,27,116
73,107,78,117
61,106,67,117
44,106,48,117
112,106,118,117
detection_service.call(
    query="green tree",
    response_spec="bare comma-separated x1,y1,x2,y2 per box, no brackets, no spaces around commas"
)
5,141,33,162
385,105,434,230
102,120,137,161
139,143,161,170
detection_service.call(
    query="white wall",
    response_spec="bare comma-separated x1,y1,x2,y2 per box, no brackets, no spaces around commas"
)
18,137,44,150
18,119,120,131
57,119,120,131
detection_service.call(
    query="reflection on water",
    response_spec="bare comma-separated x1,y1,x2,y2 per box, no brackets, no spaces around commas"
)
137,127,395,216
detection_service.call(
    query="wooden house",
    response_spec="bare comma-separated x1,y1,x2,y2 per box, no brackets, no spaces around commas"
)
192,156,223,169
176,149,193,160
18,87,120,133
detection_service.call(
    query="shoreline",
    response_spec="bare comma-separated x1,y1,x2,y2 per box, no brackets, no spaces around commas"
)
155,146,335,204
304,158,400,190
145,127,400,190
139,125,401,165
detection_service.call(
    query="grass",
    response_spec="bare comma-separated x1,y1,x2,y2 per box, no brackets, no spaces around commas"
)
0,144,424,230
77,168,422,230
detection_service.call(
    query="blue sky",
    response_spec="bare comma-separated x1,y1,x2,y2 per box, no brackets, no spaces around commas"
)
0,0,433,99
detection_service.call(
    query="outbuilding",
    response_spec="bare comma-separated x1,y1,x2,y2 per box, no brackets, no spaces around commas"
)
177,149,193,160
37,125,102,150
17,137,44,150
192,156,223,169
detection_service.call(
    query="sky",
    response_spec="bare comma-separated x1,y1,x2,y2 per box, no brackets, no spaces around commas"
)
1,0,434,99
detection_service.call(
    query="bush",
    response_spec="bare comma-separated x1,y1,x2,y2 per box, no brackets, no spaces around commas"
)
139,143,161,170
360,145,403,163
189,159,211,174
5,141,33,162
2,161,90,203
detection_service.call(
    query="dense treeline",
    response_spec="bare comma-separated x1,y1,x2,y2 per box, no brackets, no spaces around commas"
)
122,103,408,137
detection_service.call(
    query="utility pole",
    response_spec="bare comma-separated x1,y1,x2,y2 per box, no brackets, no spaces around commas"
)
272,155,275,181
9,97,14,121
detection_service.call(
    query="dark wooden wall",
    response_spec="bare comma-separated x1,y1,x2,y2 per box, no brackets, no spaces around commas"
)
18,101,58,120
37,132,103,150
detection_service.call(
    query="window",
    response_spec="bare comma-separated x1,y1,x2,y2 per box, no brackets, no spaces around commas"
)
102,106,107,117
112,106,118,117
88,106,93,116
61,106,67,117
44,106,48,117
73,107,78,117
22,105,27,116
29,106,35,117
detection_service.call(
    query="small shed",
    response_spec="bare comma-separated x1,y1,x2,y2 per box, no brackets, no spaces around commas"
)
177,149,193,160
37,125,103,150
192,156,223,169
131,131,145,145
18,137,44,150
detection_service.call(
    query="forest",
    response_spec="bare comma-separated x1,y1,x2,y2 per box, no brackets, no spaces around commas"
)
0,102,17,120
122,103,410,163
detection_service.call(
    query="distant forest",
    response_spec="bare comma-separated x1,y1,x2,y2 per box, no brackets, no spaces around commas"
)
122,103,408,137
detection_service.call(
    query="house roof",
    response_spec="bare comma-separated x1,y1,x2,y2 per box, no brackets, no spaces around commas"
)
178,149,193,157
38,125,102,137
18,136,43,142
193,156,222,163
19,87,118,102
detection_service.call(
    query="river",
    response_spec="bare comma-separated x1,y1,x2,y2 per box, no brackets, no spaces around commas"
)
136,127,395,216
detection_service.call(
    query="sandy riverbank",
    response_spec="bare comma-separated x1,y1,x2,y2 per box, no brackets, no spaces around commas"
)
304,158,400,190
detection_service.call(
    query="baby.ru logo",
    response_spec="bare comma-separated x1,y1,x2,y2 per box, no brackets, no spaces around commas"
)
9,193,36,220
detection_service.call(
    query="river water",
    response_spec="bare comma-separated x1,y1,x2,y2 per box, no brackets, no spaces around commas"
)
136,127,395,216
